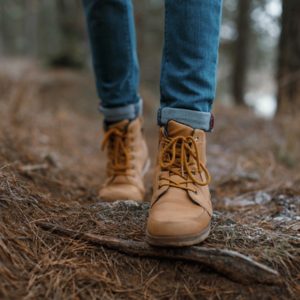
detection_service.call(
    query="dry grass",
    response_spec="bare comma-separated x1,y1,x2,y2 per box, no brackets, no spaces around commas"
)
0,60,299,299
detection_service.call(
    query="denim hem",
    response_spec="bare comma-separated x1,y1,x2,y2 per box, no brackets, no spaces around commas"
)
158,107,213,131
100,99,142,122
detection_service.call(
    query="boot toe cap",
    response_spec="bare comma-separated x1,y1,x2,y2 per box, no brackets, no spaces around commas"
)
147,203,211,237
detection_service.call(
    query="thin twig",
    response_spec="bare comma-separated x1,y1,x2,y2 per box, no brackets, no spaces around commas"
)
19,163,49,172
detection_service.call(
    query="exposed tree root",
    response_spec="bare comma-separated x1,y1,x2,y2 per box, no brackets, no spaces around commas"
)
37,221,281,285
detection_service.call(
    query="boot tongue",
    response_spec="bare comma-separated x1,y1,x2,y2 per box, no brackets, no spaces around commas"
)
166,120,194,137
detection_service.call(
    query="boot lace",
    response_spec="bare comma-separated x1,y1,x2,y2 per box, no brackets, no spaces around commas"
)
159,135,211,192
101,127,131,176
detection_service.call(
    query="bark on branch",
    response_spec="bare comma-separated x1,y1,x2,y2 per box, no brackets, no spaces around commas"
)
37,222,281,285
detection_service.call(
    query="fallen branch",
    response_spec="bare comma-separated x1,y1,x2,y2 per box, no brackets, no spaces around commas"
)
37,222,281,285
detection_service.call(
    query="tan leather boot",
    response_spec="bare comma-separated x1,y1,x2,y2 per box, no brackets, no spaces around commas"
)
146,120,212,246
99,117,150,202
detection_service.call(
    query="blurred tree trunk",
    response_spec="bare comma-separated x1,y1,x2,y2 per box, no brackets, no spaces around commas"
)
0,1,6,55
52,0,84,68
277,0,300,115
0,0,10,55
232,0,251,106
24,0,39,56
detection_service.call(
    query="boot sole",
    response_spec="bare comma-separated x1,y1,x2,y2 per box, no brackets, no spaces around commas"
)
146,224,211,247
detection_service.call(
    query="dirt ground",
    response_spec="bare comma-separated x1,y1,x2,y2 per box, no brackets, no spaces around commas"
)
0,60,299,299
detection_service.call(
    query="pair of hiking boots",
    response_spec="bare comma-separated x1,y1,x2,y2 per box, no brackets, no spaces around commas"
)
100,118,212,247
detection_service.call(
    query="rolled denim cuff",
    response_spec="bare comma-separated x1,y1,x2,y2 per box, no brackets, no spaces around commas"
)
100,99,142,122
157,107,214,131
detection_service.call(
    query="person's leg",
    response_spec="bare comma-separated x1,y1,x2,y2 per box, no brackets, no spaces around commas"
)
82,0,149,202
82,0,141,122
147,0,222,246
158,0,222,131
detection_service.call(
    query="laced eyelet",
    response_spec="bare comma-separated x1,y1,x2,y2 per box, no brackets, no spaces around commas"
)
158,135,211,189
101,127,133,176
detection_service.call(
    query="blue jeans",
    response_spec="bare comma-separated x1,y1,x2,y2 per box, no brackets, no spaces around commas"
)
83,0,222,131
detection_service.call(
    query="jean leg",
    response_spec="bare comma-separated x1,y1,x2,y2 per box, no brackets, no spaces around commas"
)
159,0,222,131
82,0,141,121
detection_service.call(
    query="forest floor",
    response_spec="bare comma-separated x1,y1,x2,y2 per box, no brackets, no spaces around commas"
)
0,59,299,299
